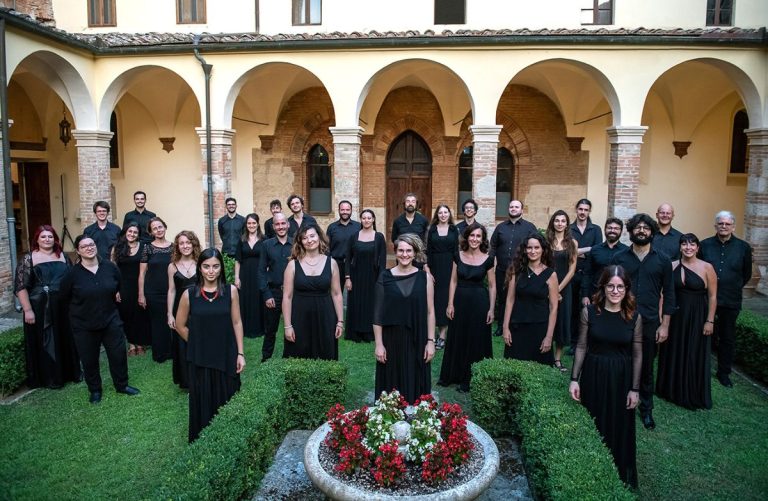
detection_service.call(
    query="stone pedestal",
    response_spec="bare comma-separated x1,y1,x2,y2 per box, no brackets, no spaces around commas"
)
470,125,503,229
73,130,114,233
196,128,235,247
606,126,648,229
745,128,768,295
330,127,364,212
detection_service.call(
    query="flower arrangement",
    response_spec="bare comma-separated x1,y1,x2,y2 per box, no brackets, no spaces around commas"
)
323,391,474,487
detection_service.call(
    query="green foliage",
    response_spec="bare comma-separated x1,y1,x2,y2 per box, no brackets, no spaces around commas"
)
0,327,25,396
222,254,236,284
734,310,768,385
471,359,634,501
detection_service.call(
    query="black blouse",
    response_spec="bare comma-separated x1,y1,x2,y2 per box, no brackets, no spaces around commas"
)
60,261,122,331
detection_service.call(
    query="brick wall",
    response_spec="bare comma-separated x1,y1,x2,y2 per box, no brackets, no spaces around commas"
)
73,131,114,233
0,132,13,312
1,0,54,23
744,130,768,294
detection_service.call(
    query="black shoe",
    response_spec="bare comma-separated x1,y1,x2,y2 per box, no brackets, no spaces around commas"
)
261,356,270,363
567,347,575,356
457,384,470,393
89,391,102,404
116,385,140,396
493,328,503,337
641,412,656,430
435,338,446,351
717,374,734,388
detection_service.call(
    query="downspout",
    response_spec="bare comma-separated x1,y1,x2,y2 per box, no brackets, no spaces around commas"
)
193,35,214,247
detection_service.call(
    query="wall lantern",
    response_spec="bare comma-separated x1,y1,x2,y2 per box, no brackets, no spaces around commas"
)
59,104,72,149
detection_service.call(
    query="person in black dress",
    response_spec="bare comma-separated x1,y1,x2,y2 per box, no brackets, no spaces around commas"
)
167,231,201,390
656,234,717,410
234,213,265,338
139,217,174,362
112,223,151,356
570,265,642,488
175,248,245,442
14,225,80,389
502,234,559,365
344,209,387,342
426,204,459,351
439,222,495,392
374,233,436,404
545,210,578,372
61,235,140,404
282,225,344,360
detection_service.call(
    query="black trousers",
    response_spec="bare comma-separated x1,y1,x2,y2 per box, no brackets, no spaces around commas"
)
639,318,660,414
72,317,129,393
262,288,283,360
495,267,508,332
714,306,739,377
570,272,584,349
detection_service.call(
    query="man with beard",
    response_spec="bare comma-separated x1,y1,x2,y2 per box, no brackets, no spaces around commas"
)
489,199,538,336
258,213,293,362
391,192,429,245
326,200,361,291
581,218,628,303
569,199,603,351
286,194,317,238
217,197,246,258
611,213,675,430
652,203,683,260
122,191,156,243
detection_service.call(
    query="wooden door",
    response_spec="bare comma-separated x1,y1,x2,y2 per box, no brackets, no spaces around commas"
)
385,131,432,240
21,162,52,247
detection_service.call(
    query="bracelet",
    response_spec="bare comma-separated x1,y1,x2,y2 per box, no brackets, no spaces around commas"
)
285,325,293,330
427,338,435,342
570,377,578,382
705,320,714,324
337,320,344,325
237,353,245,357
630,388,639,392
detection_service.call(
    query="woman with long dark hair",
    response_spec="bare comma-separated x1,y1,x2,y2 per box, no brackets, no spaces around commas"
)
426,204,459,350
545,210,578,372
234,213,265,338
570,265,642,488
138,217,173,362
112,222,151,356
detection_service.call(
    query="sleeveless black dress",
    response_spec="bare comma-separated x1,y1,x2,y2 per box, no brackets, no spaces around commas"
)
553,249,572,346
427,225,459,327
235,239,265,338
172,269,196,389
141,243,173,362
284,257,338,360
345,232,387,342
116,242,151,346
504,267,556,365
656,264,712,410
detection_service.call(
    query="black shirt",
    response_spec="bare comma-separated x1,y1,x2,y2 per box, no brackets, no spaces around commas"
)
456,219,481,238
652,227,683,261
700,235,753,309
489,218,538,270
610,246,675,322
391,212,429,244
581,241,628,299
569,220,604,273
326,219,362,260
288,213,318,238
83,221,121,261
258,236,293,300
264,217,276,240
218,213,246,257
60,260,122,330
122,208,157,243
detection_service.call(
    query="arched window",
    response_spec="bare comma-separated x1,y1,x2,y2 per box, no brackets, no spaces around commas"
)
109,111,119,169
496,148,514,217
730,109,749,174
308,144,331,213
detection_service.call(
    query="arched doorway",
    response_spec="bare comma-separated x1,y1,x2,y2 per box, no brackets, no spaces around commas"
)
386,131,432,236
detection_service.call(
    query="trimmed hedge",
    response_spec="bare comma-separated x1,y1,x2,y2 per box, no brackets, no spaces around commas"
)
0,327,25,396
471,359,634,500
735,309,768,385
156,358,347,500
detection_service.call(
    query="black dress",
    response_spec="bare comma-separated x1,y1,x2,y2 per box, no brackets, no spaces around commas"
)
504,267,556,365
345,232,386,342
141,243,173,362
284,257,338,360
656,264,712,410
13,254,80,388
116,242,151,346
572,305,642,488
172,268,196,390
427,225,459,327
186,285,240,442
439,254,494,390
374,269,431,403
235,239,265,338
553,249,572,347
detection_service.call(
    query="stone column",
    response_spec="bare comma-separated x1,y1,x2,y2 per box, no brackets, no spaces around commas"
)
0,123,13,312
745,128,768,295
329,126,364,212
72,130,114,232
196,128,235,248
470,125,503,229
606,126,648,224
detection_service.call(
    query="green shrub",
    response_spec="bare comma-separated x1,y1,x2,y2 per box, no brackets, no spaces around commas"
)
0,327,25,396
735,310,768,385
223,254,236,284
471,359,634,501
156,358,347,500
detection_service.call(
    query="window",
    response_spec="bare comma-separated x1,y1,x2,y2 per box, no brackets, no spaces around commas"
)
109,112,120,169
435,0,465,24
177,0,206,24
496,148,514,217
88,0,116,27
707,0,733,26
581,0,613,25
730,109,749,174
308,145,331,213
293,0,321,26
457,146,473,208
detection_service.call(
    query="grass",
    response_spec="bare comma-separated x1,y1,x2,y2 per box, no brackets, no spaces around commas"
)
0,324,766,499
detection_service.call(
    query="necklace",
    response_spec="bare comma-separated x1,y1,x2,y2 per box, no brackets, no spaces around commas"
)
201,289,218,302
304,256,321,266
527,264,543,278
178,261,195,277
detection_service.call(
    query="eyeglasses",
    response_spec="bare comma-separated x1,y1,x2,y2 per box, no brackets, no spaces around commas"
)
79,243,97,250
605,284,626,292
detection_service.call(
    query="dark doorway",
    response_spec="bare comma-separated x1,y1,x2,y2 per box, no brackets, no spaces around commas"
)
19,162,52,249
386,131,432,240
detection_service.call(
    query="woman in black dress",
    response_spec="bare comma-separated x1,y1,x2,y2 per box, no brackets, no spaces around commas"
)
167,231,201,390
14,225,80,389
344,209,386,342
439,222,495,392
282,225,344,360
112,223,150,356
545,210,578,372
138,217,173,362
234,213,265,338
656,234,717,410
374,233,436,404
426,204,459,351
176,248,245,442
570,265,642,488
502,234,559,365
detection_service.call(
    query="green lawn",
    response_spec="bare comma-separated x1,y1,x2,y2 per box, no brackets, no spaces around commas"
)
1,327,766,499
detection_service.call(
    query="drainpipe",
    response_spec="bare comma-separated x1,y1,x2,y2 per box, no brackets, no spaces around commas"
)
193,35,214,247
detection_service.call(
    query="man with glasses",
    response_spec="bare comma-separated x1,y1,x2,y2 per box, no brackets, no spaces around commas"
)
456,198,479,235
701,211,753,388
611,213,675,430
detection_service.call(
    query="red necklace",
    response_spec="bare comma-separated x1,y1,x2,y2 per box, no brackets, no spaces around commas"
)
201,289,218,302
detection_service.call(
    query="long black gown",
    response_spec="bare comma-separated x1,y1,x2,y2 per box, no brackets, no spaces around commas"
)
427,225,459,327
553,249,572,347
572,305,642,488
172,269,196,389
438,254,494,390
186,285,240,442
345,232,386,342
656,264,712,410
235,238,265,338
374,269,431,403
284,257,338,360
116,242,151,346
504,267,556,365
142,243,173,362
14,254,80,388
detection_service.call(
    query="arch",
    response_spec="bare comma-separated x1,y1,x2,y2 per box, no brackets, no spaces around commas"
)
374,115,446,163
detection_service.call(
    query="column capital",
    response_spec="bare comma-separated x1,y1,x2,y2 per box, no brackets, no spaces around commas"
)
329,126,364,144
469,125,503,142
195,128,236,146
72,129,113,147
745,128,768,145
606,126,648,144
